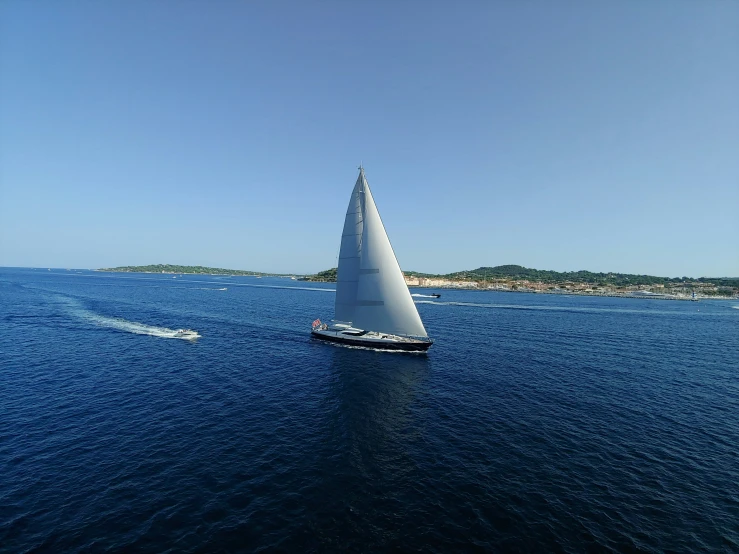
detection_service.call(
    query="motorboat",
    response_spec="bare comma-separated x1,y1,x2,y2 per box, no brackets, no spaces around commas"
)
174,328,200,340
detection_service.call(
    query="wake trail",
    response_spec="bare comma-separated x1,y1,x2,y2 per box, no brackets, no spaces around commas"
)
413,300,719,316
213,282,335,292
38,271,336,293
411,293,439,298
186,287,228,291
58,297,200,340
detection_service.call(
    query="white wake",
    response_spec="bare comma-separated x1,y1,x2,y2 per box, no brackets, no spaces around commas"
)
189,287,228,291
412,299,710,316
60,297,200,340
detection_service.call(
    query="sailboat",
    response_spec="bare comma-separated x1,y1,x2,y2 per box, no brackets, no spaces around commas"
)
311,166,433,352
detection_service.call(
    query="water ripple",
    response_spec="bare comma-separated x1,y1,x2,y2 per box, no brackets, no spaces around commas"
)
1,270,737,552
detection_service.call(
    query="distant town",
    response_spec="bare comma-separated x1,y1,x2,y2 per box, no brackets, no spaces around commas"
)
98,264,739,300
400,275,735,300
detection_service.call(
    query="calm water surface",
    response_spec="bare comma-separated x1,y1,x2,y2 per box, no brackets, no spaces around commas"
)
1,268,738,552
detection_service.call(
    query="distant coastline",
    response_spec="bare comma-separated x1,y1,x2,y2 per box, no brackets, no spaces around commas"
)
97,264,287,277
96,264,738,300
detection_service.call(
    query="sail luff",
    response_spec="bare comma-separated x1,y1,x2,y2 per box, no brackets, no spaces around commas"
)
334,173,364,323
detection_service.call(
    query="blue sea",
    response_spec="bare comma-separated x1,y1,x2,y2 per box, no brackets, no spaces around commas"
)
1,267,737,552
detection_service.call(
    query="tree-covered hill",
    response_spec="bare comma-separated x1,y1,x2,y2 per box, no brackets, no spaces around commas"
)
300,268,337,282
97,264,272,276
446,266,738,287
446,265,672,286
97,263,737,289
304,264,737,287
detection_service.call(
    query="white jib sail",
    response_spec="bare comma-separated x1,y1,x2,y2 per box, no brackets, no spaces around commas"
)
335,167,428,338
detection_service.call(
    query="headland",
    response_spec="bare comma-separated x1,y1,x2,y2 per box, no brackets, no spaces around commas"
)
97,264,738,300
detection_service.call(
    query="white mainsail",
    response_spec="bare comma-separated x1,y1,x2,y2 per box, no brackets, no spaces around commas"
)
334,167,428,338
335,172,364,324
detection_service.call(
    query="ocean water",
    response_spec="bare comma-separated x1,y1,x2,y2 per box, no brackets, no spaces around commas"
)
1,268,737,552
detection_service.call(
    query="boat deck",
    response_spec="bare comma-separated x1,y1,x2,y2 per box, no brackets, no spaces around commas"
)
311,328,432,352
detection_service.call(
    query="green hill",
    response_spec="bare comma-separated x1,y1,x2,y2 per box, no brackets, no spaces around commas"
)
96,263,737,290
300,268,337,282
97,264,272,276
303,264,737,288
444,266,737,287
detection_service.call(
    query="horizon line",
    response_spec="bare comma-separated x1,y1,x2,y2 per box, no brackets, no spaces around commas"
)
2,264,737,281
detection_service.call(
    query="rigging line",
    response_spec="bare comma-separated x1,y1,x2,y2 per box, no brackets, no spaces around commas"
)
358,175,367,253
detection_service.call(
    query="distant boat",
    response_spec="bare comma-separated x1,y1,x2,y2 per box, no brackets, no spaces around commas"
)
431,293,441,298
174,329,200,340
311,166,433,352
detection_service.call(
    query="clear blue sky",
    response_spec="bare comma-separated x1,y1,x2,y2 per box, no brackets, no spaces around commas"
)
1,1,737,277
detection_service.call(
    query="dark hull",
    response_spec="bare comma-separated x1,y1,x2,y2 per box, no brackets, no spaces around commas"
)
311,330,432,352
